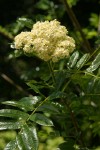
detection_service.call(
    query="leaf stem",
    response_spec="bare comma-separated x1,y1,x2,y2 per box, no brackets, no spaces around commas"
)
62,79,71,92
26,96,49,122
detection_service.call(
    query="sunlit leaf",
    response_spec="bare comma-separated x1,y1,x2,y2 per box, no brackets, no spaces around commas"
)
30,126,39,150
16,134,26,150
89,13,99,28
17,18,33,29
2,96,41,111
2,100,33,112
0,109,29,120
0,120,23,130
30,113,53,126
22,125,38,150
86,53,100,72
76,53,90,69
67,51,79,68
4,140,17,150
16,125,38,150
20,96,41,106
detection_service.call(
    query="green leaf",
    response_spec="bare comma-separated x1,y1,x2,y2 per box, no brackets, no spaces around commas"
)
35,0,50,10
16,134,26,150
27,81,45,97
2,100,32,112
0,109,29,120
76,53,90,69
86,53,100,72
48,91,66,101
4,140,17,150
67,51,79,68
16,125,38,150
17,18,33,29
29,126,39,150
14,49,23,57
2,96,41,111
86,78,96,93
20,96,41,106
9,48,23,57
30,113,53,126
37,102,60,113
0,120,23,130
22,125,39,150
55,70,67,90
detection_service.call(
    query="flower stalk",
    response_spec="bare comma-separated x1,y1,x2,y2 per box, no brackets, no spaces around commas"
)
48,61,56,85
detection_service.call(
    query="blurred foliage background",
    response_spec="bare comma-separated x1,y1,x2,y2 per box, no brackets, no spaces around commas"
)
0,0,100,149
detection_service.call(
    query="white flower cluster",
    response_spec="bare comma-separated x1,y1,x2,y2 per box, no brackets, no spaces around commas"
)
14,20,75,62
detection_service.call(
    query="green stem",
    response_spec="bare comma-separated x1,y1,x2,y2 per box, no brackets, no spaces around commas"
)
48,61,56,85
27,96,49,122
62,79,71,92
19,96,49,135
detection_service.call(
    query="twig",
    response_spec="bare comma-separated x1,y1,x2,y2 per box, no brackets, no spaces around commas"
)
48,61,56,85
0,25,14,41
62,0,92,53
0,73,31,96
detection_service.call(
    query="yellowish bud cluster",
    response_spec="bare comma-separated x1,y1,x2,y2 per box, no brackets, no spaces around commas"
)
14,20,75,62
